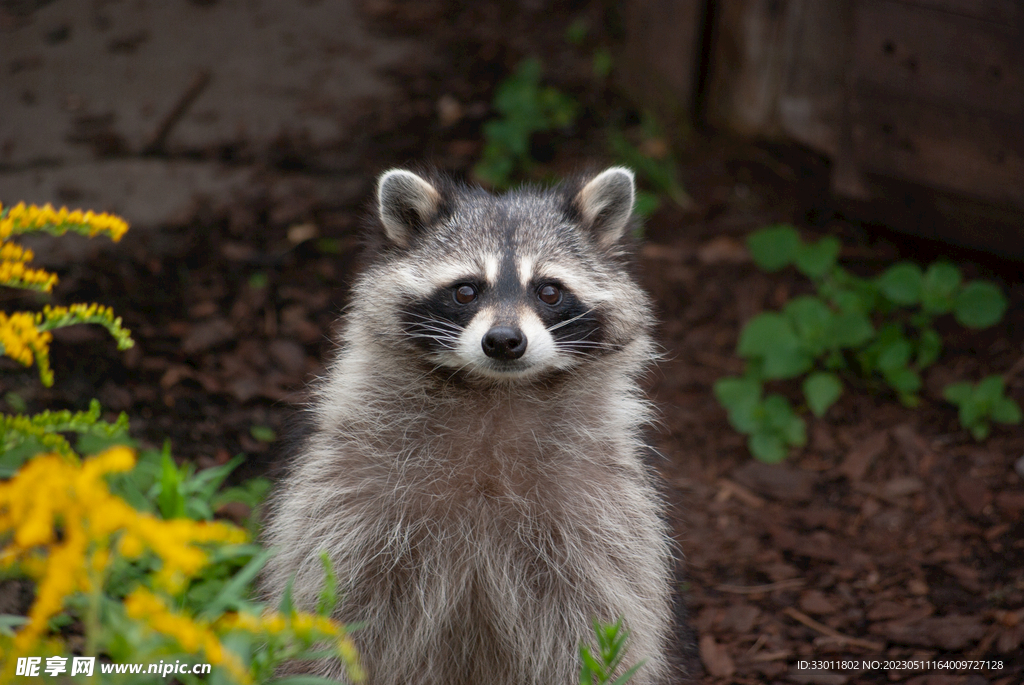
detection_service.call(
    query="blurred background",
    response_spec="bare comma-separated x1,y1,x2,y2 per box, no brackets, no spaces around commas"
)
1,1,1022,682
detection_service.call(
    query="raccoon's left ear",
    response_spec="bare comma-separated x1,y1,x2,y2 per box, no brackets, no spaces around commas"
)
377,169,443,247
574,167,636,247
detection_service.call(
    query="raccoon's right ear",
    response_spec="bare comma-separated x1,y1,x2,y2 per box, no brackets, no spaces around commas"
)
377,169,443,247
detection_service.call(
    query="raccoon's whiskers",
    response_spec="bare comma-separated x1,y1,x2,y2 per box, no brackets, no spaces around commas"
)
545,307,597,332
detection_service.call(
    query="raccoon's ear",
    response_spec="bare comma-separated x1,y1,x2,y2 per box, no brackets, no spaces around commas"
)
574,167,636,247
377,169,443,247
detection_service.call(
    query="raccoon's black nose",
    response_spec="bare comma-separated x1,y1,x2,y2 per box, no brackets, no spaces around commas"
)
482,326,527,360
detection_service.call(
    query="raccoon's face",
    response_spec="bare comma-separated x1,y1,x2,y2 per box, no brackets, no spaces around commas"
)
362,167,650,382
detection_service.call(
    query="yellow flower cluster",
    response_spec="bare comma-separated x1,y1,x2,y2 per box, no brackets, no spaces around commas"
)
222,609,365,682
0,302,134,386
125,589,251,684
0,201,129,241
0,311,52,367
0,260,57,292
0,447,246,657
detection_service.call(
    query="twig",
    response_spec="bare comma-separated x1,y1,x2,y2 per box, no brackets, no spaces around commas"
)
783,607,884,651
1004,354,1024,382
143,70,211,154
716,478,765,508
716,579,804,594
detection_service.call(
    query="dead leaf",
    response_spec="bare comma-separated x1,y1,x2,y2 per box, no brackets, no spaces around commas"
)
839,431,888,481
697,236,749,264
698,634,735,677
732,461,817,502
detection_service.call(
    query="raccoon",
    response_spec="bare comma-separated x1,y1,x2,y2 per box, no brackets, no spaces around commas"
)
262,167,678,684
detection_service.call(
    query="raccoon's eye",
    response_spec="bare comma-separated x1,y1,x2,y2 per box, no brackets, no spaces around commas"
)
537,284,562,306
454,284,477,304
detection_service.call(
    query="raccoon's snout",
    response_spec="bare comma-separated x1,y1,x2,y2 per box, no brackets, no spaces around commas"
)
482,325,527,360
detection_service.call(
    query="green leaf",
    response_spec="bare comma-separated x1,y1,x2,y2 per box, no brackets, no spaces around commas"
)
969,421,990,441
884,367,922,395
921,262,961,313
784,296,835,355
158,451,185,519
803,372,843,417
714,378,754,427
198,547,274,620
794,236,841,279
250,425,277,443
954,281,1007,329
749,432,787,463
713,376,760,408
747,225,800,272
943,381,973,404
877,263,923,306
832,310,875,348
916,328,942,368
762,395,806,447
992,397,1023,425
737,313,813,379
975,375,1006,404
876,337,912,373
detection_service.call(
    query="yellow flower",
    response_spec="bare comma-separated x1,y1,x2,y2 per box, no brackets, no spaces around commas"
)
0,447,251,674
0,311,52,368
0,201,128,241
125,589,251,684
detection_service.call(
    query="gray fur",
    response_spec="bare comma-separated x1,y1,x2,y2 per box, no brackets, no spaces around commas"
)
263,168,677,684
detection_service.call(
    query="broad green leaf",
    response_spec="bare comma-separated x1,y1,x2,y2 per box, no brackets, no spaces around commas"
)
954,281,1007,329
916,328,942,368
884,367,921,395
738,313,813,379
968,420,990,441
992,397,1023,424
762,395,806,446
876,338,912,373
749,432,787,463
921,262,961,313
738,313,796,357
713,376,761,408
803,372,843,417
784,414,808,447
794,236,841,279
784,296,835,355
747,225,800,272
974,375,1006,404
877,263,923,306
942,381,973,404
959,397,986,430
763,347,815,380
832,310,875,348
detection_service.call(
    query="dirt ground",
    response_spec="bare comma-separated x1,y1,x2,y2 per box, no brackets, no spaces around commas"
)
2,2,1022,683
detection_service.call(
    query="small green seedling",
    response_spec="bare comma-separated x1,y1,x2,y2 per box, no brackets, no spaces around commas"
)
474,58,578,189
943,375,1023,440
716,224,1013,461
579,618,645,685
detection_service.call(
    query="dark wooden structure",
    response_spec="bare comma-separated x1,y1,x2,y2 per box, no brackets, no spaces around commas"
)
624,0,1024,254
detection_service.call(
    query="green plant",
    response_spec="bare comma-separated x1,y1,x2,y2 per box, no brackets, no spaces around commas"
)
606,113,691,217
579,618,644,685
474,58,579,189
715,224,1013,461
0,203,361,684
943,375,1022,440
